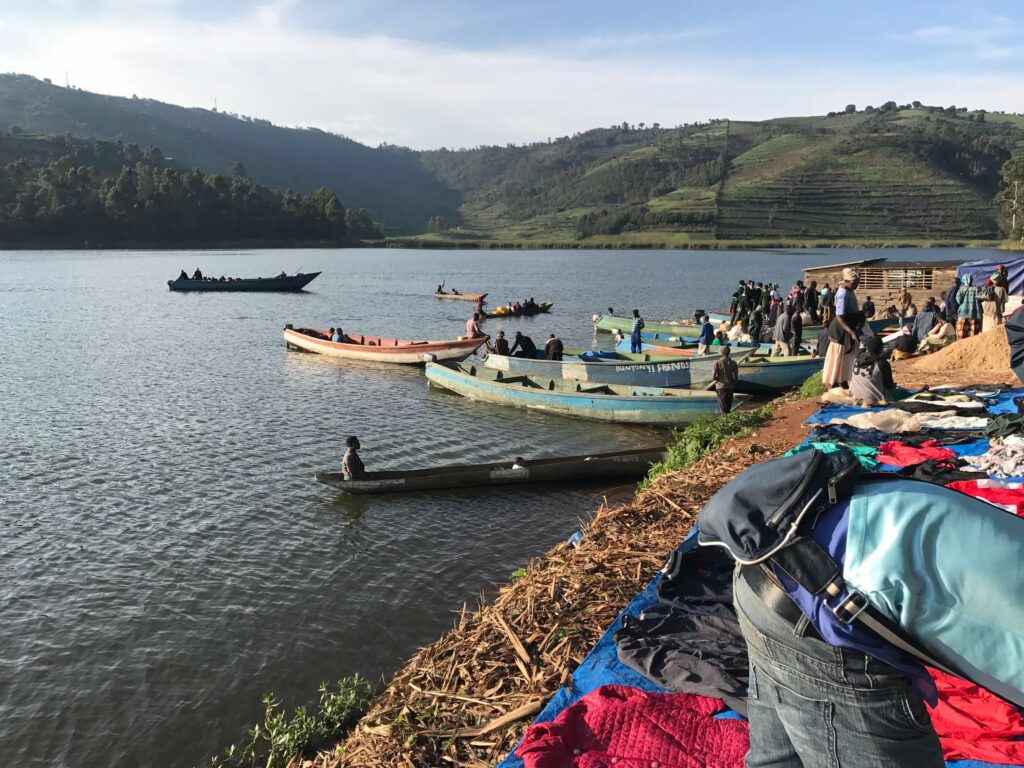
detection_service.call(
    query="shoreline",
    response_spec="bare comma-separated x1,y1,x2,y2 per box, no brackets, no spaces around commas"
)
313,393,813,767
309,356,1019,767
0,239,1014,252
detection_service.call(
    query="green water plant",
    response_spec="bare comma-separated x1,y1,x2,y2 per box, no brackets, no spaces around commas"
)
209,676,373,768
640,405,774,488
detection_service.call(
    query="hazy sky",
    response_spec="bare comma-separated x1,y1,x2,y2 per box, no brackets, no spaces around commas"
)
2,0,1022,149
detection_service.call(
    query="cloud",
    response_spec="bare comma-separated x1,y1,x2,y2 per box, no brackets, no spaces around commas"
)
902,19,1022,60
1,6,1021,149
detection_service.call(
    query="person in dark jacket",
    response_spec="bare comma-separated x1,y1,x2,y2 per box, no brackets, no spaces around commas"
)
510,331,537,358
803,281,820,324
789,310,803,356
192,268,203,280
544,333,564,361
862,295,876,319
493,330,510,356
944,277,962,320
748,307,765,348
711,345,739,414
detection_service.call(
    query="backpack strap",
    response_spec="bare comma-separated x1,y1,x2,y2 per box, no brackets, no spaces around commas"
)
756,540,962,678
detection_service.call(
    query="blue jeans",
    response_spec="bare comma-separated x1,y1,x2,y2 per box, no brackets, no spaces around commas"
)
630,330,642,353
734,570,944,768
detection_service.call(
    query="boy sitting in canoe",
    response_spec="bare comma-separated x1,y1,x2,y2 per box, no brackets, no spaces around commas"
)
341,436,366,481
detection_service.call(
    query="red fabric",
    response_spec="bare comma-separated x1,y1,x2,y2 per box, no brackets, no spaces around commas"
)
514,685,748,768
946,479,1024,516
928,668,1024,763
877,440,955,467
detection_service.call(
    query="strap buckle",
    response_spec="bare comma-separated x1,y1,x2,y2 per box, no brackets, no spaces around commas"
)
831,591,869,624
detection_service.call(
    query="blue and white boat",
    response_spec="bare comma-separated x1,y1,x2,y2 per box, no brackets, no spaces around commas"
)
424,362,747,425
481,347,755,388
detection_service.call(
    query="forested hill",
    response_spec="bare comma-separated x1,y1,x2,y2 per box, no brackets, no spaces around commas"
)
3,73,1024,244
0,74,458,234
0,132,382,247
419,106,1024,244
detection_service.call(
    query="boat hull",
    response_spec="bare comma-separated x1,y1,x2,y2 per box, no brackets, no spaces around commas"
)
483,348,752,388
168,272,321,292
284,327,483,364
424,362,748,425
484,302,553,318
735,356,825,393
314,447,666,494
434,292,487,301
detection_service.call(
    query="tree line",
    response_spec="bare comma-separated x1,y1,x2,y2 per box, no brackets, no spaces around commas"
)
0,134,381,246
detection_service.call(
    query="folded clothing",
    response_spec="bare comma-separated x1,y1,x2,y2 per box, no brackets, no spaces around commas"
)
876,440,956,468
514,685,748,768
947,479,1024,515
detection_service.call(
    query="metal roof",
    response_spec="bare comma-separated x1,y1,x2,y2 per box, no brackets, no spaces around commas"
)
802,258,885,273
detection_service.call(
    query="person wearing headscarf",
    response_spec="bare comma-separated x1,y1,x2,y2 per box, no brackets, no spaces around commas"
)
890,325,919,360
992,263,1009,290
822,268,864,388
849,335,895,406
956,274,982,339
981,277,1008,333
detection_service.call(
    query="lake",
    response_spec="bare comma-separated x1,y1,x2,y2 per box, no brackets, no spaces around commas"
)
0,246,996,767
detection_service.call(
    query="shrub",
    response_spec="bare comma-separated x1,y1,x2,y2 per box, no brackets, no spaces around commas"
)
799,370,824,399
641,405,773,488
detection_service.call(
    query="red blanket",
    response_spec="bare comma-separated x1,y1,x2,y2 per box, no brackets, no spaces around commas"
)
515,685,748,767
929,668,1024,763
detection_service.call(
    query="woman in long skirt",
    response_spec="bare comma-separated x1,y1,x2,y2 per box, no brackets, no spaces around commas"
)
822,268,863,389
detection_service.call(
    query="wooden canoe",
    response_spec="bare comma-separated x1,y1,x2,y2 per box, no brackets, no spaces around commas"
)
434,292,487,301
314,446,667,494
482,347,754,388
596,313,894,340
735,355,825,393
168,272,321,292
425,362,748,425
484,302,554,318
284,326,484,364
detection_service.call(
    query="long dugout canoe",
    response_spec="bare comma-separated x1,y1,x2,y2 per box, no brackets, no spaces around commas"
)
313,447,667,494
424,362,748,425
482,347,754,388
168,272,321,292
595,313,894,340
284,326,484,364
434,292,487,301
735,355,825,393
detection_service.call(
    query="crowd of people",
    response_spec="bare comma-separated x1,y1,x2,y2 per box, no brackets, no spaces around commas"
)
463,312,564,361
177,268,289,282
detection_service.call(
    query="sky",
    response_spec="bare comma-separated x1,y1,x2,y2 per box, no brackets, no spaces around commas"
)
1,0,1022,149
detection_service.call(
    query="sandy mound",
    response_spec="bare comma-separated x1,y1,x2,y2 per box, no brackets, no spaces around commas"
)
912,326,1012,373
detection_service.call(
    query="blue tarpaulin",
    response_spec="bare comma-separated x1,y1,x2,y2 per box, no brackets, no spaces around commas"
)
958,258,1024,297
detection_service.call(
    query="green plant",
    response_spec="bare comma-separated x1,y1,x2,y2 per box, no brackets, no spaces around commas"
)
510,566,528,581
210,676,373,768
799,370,824,399
640,405,773,488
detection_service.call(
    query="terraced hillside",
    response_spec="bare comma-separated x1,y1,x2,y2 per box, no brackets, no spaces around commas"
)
418,108,1023,243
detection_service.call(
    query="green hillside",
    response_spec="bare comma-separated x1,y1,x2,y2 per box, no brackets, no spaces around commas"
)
417,106,1024,244
1,74,1022,245
0,74,458,233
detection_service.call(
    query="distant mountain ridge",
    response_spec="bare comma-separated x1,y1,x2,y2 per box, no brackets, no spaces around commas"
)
2,74,1023,243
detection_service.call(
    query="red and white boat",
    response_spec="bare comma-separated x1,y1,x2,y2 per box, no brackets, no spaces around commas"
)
283,325,484,365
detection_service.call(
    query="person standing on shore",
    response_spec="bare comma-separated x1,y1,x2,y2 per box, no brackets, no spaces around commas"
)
981,279,1008,333
803,280,820,324
711,345,739,414
820,283,834,326
956,275,982,339
697,315,715,356
943,276,962,319
862,295,876,319
789,308,803,356
822,268,863,389
630,309,645,354
898,283,913,323
748,306,765,348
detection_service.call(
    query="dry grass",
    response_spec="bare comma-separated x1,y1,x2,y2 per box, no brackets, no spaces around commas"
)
301,396,818,768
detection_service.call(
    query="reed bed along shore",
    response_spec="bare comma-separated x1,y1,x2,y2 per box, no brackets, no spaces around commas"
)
303,394,819,768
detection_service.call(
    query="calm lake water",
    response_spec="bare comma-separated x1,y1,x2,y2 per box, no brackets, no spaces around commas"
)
0,246,998,767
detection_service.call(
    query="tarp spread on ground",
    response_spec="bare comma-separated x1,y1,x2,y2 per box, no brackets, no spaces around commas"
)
497,387,1024,768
